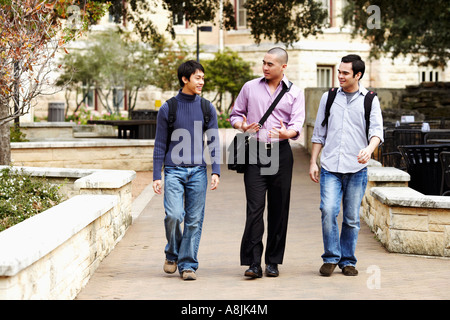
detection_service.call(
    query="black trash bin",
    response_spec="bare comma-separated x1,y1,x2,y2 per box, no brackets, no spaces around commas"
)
48,102,65,122
131,109,158,120
130,109,158,139
398,144,450,195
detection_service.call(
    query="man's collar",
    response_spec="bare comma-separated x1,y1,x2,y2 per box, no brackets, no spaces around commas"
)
260,75,290,88
337,83,368,95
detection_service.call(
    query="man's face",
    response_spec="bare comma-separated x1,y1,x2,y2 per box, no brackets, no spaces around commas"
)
182,69,205,95
262,53,286,81
338,62,361,92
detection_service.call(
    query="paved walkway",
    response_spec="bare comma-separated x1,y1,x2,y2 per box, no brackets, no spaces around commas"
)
76,143,449,300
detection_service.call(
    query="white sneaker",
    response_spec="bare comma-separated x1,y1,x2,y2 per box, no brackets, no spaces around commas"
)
163,259,177,274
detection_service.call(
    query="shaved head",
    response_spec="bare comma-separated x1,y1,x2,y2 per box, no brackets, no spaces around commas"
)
267,47,288,65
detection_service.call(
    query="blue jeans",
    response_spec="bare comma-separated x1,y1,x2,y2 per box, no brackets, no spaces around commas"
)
163,166,207,273
319,167,368,268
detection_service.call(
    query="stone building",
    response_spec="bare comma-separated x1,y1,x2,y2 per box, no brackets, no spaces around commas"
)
28,0,449,121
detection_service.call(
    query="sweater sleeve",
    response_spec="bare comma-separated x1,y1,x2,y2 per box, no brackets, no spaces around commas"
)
205,102,221,176
152,104,169,180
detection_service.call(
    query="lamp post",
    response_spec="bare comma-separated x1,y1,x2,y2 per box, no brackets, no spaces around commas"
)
196,25,212,62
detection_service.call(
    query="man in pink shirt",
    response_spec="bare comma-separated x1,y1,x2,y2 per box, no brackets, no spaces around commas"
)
230,47,305,278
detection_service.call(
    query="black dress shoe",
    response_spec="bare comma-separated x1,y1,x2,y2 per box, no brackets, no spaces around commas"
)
244,264,262,278
265,263,279,277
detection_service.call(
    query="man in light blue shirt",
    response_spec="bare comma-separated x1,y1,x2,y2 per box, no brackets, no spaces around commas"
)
309,55,383,277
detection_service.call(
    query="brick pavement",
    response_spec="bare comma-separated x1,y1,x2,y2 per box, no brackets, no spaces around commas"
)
76,142,449,300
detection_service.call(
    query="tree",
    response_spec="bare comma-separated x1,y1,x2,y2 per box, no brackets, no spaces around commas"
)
57,30,159,116
104,0,328,47
244,0,329,46
103,0,235,45
151,38,193,92
342,0,450,68
0,0,108,165
57,30,191,116
202,48,256,113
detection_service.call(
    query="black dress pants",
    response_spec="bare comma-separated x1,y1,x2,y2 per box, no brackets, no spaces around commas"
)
240,141,293,266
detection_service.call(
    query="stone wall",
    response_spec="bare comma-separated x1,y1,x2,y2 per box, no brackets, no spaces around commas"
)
17,122,117,141
363,165,450,257
398,82,450,119
367,187,450,257
0,167,135,299
11,139,154,171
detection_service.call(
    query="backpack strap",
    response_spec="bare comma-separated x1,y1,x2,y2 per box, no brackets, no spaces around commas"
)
200,97,211,132
364,90,377,142
321,87,338,128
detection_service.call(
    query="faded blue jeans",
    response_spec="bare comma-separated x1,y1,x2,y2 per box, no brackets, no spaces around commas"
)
319,167,368,269
163,166,207,273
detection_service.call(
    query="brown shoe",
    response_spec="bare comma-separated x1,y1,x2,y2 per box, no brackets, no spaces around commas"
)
163,259,177,274
181,270,197,280
319,263,337,276
342,266,358,276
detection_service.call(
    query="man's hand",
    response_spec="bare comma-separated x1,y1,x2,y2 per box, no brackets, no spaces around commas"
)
269,120,297,140
211,174,220,190
153,180,162,194
235,115,260,133
357,147,372,164
357,137,381,164
309,162,320,183
309,143,323,183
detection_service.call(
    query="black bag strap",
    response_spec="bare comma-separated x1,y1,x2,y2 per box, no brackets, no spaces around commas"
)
258,81,293,128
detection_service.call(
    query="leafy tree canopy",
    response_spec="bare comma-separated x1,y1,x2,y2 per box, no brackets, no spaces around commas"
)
104,0,328,46
343,0,450,68
203,48,256,112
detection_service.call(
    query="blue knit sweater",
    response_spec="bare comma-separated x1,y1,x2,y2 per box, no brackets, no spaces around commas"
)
153,91,221,180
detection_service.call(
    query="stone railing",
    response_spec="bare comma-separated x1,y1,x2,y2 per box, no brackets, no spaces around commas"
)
11,139,154,171
0,166,136,299
17,122,116,141
363,164,450,257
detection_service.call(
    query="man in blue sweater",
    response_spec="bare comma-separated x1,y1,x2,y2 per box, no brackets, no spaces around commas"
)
152,60,220,280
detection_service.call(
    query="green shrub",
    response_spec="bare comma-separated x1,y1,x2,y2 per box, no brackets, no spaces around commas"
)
0,167,64,232
10,126,29,142
217,112,232,128
65,105,127,125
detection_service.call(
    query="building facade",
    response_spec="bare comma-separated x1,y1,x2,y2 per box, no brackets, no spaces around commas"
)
29,0,449,120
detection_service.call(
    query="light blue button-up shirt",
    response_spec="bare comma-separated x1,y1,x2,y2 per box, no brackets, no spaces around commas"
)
311,84,384,173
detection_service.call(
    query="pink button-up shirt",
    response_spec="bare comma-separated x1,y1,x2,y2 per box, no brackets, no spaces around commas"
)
230,76,305,143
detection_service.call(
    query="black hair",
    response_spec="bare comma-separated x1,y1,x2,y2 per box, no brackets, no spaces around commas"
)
177,60,205,87
341,54,365,79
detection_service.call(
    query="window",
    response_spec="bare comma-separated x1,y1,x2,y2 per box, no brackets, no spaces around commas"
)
419,69,440,82
173,10,185,27
236,0,247,29
173,2,186,27
320,0,332,25
317,66,334,87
